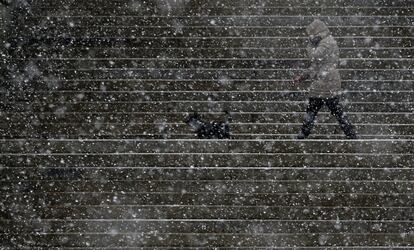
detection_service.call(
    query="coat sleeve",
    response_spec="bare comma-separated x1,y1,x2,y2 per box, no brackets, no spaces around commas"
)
310,42,331,61
304,42,331,78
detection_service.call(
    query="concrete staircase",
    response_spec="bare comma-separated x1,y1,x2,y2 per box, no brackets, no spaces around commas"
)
1,0,414,248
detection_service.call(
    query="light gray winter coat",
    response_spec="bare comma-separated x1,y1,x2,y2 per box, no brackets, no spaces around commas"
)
305,20,341,98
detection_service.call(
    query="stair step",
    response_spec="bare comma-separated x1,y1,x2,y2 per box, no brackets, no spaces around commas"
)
2,112,412,124
2,168,412,181
21,80,414,92
19,37,414,48
3,102,413,113
21,69,414,81
2,232,413,248
30,16,414,27
1,139,412,154
30,0,409,8
29,59,414,70
2,220,414,234
0,124,412,138
2,179,414,194
0,152,411,167
2,204,413,220
31,26,414,38
31,6,414,16
29,48,414,59
3,91,413,102
2,192,413,206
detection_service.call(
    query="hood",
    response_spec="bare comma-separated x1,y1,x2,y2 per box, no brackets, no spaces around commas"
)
306,19,330,38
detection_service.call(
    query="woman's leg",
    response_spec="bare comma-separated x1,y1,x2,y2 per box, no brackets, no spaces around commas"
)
298,98,324,138
326,97,357,139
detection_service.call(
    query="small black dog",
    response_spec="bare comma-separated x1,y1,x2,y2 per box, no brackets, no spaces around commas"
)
185,111,232,139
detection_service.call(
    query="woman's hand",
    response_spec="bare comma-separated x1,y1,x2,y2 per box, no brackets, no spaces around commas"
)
293,75,305,84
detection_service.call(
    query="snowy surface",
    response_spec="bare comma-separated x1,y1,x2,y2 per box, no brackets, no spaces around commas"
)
0,0,413,248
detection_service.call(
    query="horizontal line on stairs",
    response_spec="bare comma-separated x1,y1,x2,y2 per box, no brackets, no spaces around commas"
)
48,68,414,71
3,122,412,126
8,90,413,93
34,23,412,26
169,5,408,7
1,112,412,115
7,248,414,250
35,47,413,50
0,231,413,235
2,136,411,140
2,138,413,142
39,204,414,209
231,134,413,137
36,25,414,28
168,6,414,8
3,191,413,195
4,101,411,104
5,248,413,250
28,58,414,61
1,153,413,156
0,232,413,236
4,247,414,250
0,230,414,234
27,36,414,39
3,167,414,170
2,219,414,223
5,180,414,183
31,6,414,9
49,79,413,82
33,15,414,18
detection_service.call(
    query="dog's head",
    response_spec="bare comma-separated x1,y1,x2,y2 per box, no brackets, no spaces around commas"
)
185,112,203,130
184,112,201,123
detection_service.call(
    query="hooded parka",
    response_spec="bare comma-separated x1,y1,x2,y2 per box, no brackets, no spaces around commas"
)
305,19,342,98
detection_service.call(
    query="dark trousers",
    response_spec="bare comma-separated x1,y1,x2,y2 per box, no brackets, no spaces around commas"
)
301,96,356,138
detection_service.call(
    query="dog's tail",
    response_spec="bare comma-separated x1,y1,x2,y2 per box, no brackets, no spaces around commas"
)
223,110,232,124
